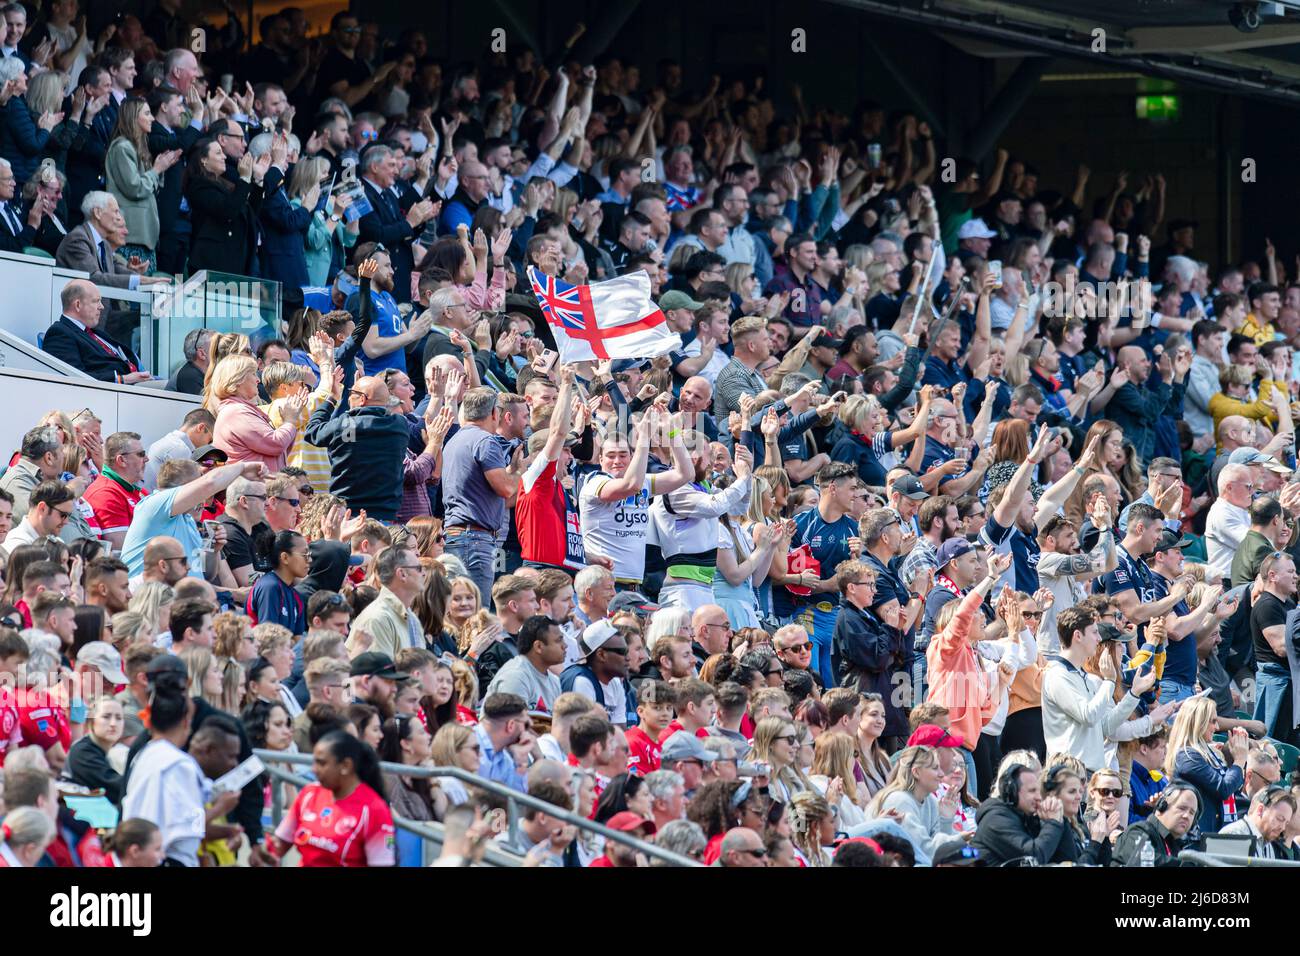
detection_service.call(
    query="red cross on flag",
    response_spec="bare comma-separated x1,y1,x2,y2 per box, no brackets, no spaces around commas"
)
527,267,682,364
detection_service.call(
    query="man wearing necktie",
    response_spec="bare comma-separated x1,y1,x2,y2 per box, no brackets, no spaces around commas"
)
355,144,436,308
0,157,42,253
40,279,150,384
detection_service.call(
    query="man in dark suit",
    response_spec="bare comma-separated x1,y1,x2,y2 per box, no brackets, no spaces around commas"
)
41,279,151,384
0,156,40,252
2,3,32,73
147,84,201,275
355,144,436,305
64,65,114,224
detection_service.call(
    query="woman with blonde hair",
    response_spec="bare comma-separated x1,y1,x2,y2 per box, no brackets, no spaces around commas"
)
810,730,867,827
109,610,148,650
1086,769,1126,842
430,721,479,806
865,745,956,861
0,806,56,867
749,716,811,803
830,385,934,487
786,791,835,866
210,353,304,471
446,577,483,647
446,658,479,724
201,333,254,412
179,646,225,710
288,154,359,287
105,96,179,271
854,692,893,798
127,582,174,641
296,492,345,541
213,611,257,662
1165,696,1248,835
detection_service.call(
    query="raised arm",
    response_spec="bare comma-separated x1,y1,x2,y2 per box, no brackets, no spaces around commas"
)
993,424,1053,528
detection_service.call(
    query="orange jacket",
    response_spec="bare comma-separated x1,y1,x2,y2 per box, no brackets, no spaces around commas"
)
925,588,999,751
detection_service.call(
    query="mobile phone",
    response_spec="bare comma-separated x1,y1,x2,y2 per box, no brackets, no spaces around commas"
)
766,800,786,827
99,539,112,557
220,74,234,95
867,143,882,169
988,259,1003,289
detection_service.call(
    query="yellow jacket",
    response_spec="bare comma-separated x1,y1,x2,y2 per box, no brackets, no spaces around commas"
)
1236,313,1278,347
1208,378,1281,444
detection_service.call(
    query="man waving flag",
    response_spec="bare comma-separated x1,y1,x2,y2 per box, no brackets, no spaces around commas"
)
527,267,682,364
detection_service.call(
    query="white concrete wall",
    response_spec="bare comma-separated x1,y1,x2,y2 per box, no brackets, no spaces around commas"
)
0,366,199,459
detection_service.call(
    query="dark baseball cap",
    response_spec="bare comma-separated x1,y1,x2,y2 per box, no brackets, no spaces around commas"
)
191,444,228,463
608,591,660,615
349,652,409,681
935,537,975,568
812,332,843,350
1152,529,1195,554
892,474,929,500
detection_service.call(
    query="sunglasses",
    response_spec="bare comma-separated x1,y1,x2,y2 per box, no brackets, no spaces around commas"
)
738,848,768,859
1094,787,1123,798
781,642,812,653
271,497,301,508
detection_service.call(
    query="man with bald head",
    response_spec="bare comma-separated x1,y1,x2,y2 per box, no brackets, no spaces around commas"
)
1206,462,1257,582
718,827,768,867
42,279,149,384
676,376,720,441
440,160,492,234
1209,415,1262,495
305,372,412,522
920,398,984,497
1106,344,1188,465
141,536,191,587
690,604,733,669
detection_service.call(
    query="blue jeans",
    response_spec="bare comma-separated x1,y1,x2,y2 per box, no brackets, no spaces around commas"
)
911,647,929,708
798,603,838,689
1159,677,1196,706
444,528,499,609
1253,662,1293,739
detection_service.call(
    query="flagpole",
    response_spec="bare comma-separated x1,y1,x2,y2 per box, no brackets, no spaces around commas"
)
907,261,933,335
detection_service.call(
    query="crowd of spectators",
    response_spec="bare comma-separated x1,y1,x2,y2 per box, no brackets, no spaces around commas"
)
0,0,1299,869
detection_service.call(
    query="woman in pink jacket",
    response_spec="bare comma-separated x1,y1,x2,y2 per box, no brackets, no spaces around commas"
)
926,551,1016,792
211,354,304,471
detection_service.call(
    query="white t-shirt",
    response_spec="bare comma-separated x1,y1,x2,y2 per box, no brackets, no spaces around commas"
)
682,338,731,385
578,474,655,582
570,673,628,726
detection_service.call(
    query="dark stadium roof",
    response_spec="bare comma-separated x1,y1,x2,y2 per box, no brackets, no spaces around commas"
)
825,0,1300,103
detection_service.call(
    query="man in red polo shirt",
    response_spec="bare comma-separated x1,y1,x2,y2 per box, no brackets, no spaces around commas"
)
587,812,655,866
83,431,150,550
516,368,576,568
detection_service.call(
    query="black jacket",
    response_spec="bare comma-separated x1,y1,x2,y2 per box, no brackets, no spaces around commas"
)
1050,820,1113,866
41,315,142,382
148,120,201,239
186,173,264,276
970,798,1069,866
65,735,125,804
833,601,909,738
1113,816,1190,867
475,638,518,693
304,401,410,522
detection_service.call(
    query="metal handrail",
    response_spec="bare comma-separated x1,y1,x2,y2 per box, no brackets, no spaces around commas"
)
1180,849,1300,868
264,764,526,868
254,749,702,867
